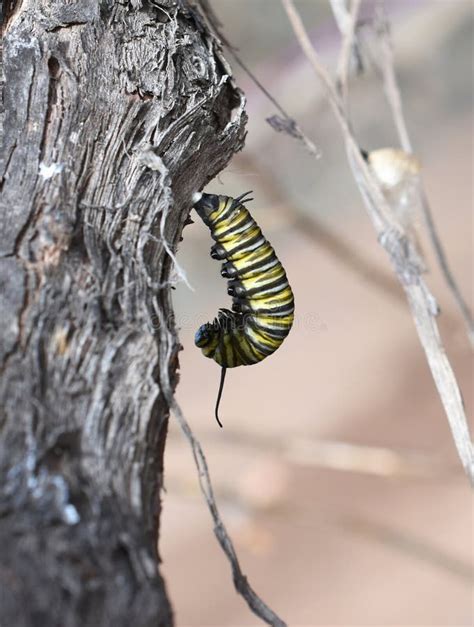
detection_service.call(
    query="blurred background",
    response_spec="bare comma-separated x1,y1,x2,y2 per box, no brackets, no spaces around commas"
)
161,1,473,625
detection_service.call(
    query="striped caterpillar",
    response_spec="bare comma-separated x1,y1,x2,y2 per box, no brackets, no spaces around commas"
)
193,192,295,426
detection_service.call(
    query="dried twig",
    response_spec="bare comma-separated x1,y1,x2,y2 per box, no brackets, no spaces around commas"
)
371,12,412,153
372,9,474,344
280,0,474,483
333,0,362,109
154,298,286,627
330,0,364,77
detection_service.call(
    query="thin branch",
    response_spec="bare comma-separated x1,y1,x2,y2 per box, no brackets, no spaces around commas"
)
334,0,362,110
154,298,286,627
372,7,474,344
373,13,412,153
280,0,474,483
330,0,364,76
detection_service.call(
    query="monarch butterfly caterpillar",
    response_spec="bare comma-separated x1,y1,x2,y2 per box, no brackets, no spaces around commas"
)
193,191,295,427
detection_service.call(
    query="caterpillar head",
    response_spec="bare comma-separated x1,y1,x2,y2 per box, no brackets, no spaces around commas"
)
193,193,220,226
194,322,219,350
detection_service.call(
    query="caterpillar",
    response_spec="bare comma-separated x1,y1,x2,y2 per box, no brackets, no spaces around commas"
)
192,191,295,427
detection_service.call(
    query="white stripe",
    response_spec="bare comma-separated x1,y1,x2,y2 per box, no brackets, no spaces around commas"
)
219,220,254,240
230,236,266,256
251,281,289,297
241,258,279,277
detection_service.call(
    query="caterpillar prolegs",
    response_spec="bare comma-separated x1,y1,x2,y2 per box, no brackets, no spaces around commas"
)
193,192,295,427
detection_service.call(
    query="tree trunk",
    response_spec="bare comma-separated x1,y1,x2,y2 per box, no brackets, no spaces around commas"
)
0,2,246,625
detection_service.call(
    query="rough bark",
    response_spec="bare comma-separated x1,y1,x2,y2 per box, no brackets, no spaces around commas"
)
0,1,246,625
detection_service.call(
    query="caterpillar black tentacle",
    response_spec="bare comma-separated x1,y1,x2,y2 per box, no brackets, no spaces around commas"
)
214,366,227,428
193,192,295,427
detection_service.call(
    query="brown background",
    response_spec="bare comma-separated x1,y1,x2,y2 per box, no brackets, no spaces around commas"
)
161,1,473,625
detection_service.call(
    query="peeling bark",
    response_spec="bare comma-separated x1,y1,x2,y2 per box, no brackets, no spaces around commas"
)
0,1,246,624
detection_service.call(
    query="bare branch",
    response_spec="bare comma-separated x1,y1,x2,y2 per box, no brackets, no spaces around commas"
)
334,0,362,109
330,0,364,74
372,12,413,153
280,0,474,483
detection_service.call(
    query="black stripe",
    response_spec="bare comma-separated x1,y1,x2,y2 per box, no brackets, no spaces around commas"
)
244,275,288,298
250,302,294,315
212,197,240,226
242,336,268,361
244,328,275,356
235,252,277,278
230,332,255,366
226,231,264,257
215,215,255,241
218,328,234,368
253,265,285,283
